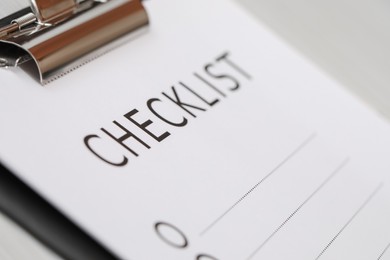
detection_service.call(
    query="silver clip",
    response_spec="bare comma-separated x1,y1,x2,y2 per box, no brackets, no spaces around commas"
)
0,0,149,84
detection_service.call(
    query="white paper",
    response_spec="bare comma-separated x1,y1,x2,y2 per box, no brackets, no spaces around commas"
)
0,0,29,18
1,0,390,259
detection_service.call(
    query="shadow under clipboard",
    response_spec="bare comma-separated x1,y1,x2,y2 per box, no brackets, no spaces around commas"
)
0,162,120,260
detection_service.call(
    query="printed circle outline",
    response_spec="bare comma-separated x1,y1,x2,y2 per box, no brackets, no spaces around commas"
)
197,254,218,260
154,222,189,249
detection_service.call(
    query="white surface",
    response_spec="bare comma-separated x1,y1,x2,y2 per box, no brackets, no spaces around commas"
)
240,0,390,120
0,0,29,17
1,0,390,259
0,212,61,260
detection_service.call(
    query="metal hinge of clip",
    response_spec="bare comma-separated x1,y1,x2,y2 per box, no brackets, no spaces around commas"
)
0,0,149,84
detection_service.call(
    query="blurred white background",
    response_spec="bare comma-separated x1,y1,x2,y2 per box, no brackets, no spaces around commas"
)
240,0,390,119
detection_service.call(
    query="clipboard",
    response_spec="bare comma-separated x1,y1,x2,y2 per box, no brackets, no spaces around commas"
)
0,163,119,260
0,0,148,85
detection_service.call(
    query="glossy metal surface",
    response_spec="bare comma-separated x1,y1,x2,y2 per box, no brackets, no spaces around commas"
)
30,0,77,24
0,0,149,84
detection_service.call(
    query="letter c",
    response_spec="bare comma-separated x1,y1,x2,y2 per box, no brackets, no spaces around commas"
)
84,134,128,167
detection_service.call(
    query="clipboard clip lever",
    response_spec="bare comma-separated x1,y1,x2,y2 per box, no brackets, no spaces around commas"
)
0,0,149,84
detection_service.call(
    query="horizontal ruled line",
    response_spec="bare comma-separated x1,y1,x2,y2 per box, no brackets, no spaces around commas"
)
246,158,350,260
377,242,390,260
315,182,384,260
199,133,317,236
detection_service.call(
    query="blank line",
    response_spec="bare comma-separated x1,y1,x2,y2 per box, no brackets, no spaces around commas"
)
246,158,350,260
315,182,384,260
199,133,317,236
377,242,390,260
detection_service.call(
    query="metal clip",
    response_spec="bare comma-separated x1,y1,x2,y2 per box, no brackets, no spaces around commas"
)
0,0,149,84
